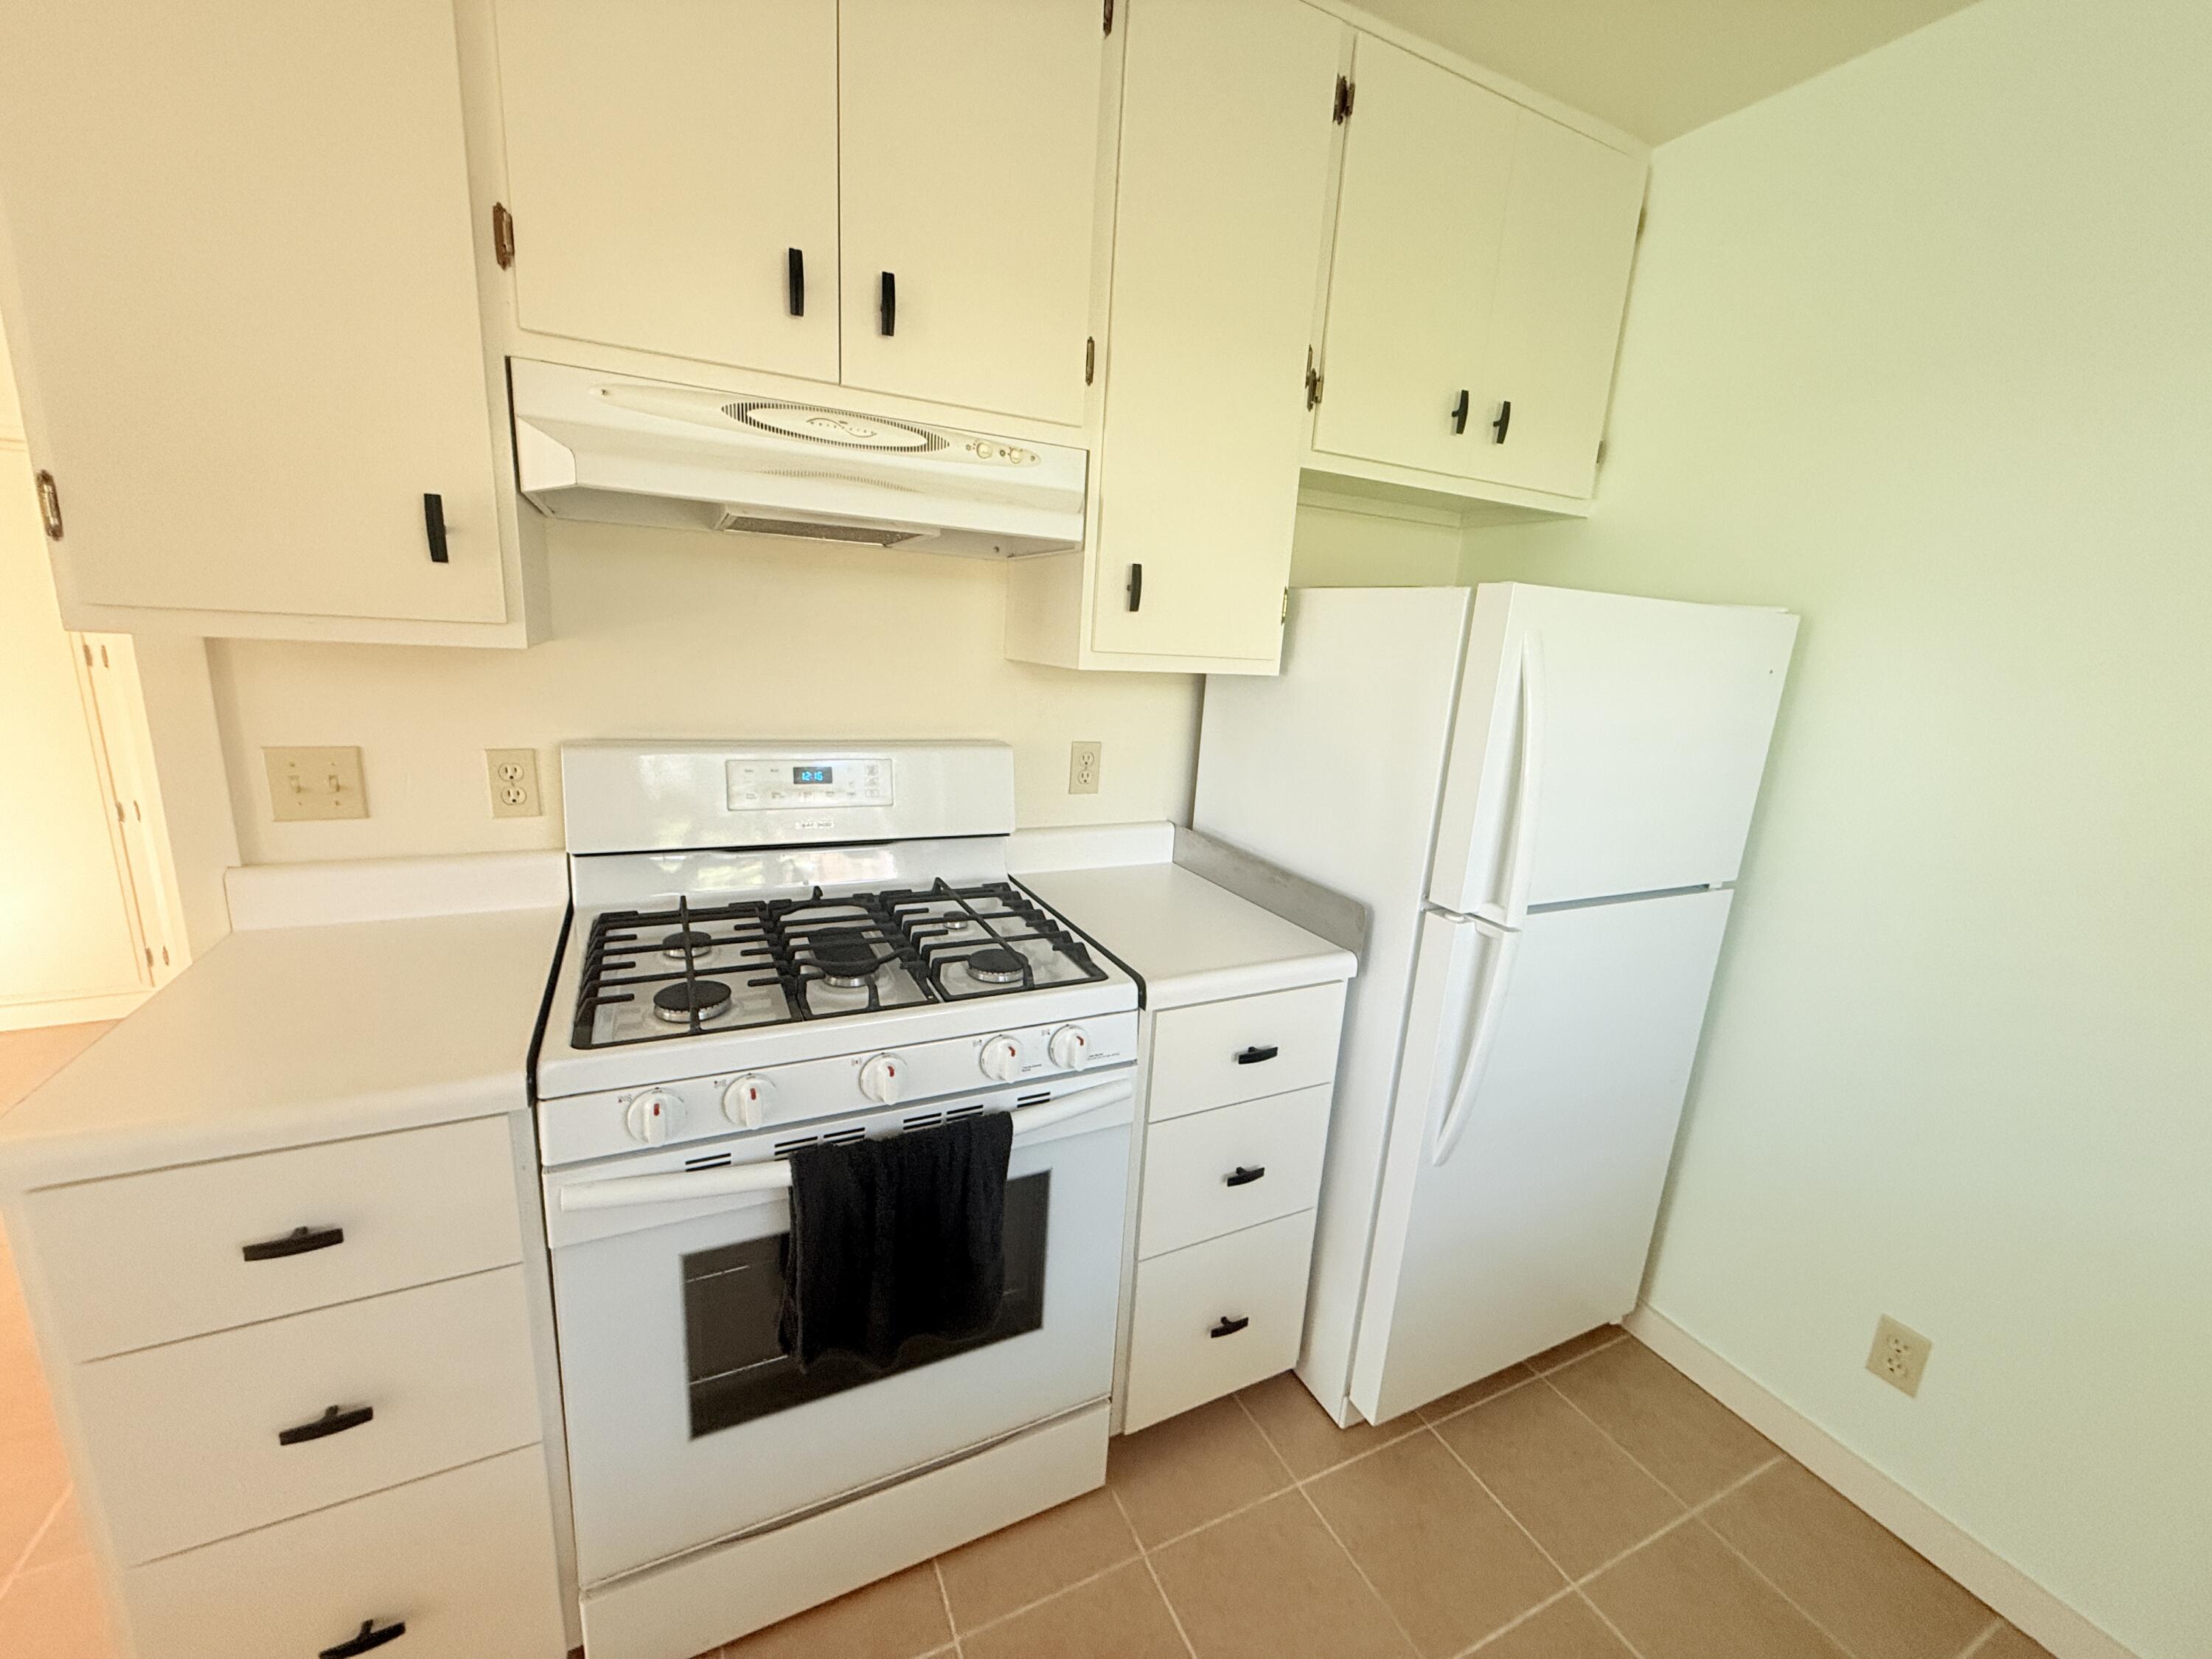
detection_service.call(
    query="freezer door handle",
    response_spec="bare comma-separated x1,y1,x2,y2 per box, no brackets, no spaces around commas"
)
1430,922,1521,1166
1472,634,1546,930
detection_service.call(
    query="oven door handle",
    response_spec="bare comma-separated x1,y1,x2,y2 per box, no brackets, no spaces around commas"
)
555,1076,1134,1214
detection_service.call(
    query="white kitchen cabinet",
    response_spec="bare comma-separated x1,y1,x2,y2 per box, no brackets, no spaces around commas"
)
493,0,841,384
0,0,537,644
1006,0,1344,673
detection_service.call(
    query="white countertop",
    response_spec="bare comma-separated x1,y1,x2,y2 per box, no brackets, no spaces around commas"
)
0,905,565,1190
1021,862,1357,1011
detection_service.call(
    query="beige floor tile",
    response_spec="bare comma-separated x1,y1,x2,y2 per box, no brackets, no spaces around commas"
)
1307,1431,1565,1658
1585,1521,1847,1659
962,1560,1187,1659
936,1486,1136,1631
1237,1371,1418,1479
1976,1627,2056,1659
1107,1396,1291,1548
1415,1363,1534,1425
0,1557,116,1659
1471,1594,1635,1658
0,1425,71,1576
1434,1380,1683,1577
720,1562,950,1659
1150,1491,1414,1659
1705,1461,1991,1659
1545,1338,1775,1503
23,1490,91,1575
1524,1325,1626,1374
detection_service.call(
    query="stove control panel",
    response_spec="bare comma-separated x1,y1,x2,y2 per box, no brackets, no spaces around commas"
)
726,756,892,812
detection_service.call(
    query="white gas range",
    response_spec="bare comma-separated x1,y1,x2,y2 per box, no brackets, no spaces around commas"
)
533,740,1139,1659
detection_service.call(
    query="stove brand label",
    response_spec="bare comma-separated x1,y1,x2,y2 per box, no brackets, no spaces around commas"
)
796,817,835,831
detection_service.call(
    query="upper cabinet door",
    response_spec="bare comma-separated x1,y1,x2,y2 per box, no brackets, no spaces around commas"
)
1088,0,1343,663
0,0,505,624
1467,114,1646,498
494,0,841,384
1310,35,1519,477
837,1,1104,426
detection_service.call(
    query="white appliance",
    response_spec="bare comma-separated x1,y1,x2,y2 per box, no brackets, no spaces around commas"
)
1194,584,1798,1426
535,740,1138,1659
509,358,1088,555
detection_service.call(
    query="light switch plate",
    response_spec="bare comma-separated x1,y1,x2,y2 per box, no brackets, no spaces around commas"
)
264,746,366,821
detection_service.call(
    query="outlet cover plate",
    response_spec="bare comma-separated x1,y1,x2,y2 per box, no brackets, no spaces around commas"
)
1068,740,1102,796
264,746,366,821
1867,1315,1933,1397
486,748,543,818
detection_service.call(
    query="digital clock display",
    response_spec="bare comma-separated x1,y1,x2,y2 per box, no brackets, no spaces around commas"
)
793,766,833,785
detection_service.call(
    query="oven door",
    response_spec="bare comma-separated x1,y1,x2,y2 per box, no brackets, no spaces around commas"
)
544,1074,1134,1587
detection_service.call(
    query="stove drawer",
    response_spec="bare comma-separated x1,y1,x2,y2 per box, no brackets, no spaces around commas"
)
25,1115,523,1360
124,1444,563,1659
1121,1209,1315,1433
1137,1085,1329,1259
1145,982,1346,1123
76,1266,543,1565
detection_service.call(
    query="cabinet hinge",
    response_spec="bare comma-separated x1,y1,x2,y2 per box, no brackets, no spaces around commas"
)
1333,75,1355,124
1596,439,1609,467
116,801,125,824
82,641,94,667
1085,335,1096,386
1103,0,1113,35
492,202,516,270
145,946,155,973
1304,347,1324,410
35,470,63,540
1637,206,1647,239
1281,588,1290,623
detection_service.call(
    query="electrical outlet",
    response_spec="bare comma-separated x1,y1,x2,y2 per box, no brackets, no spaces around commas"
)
263,747,367,821
1866,1315,1933,1397
1068,740,1102,795
486,748,542,818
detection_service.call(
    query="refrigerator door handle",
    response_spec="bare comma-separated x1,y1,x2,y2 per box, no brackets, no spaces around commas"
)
1429,919,1521,1166
1472,635,1547,929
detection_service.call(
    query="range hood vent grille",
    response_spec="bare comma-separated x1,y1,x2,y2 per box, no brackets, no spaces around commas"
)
712,512,932,546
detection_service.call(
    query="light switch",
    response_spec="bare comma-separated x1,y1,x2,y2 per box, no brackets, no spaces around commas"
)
264,746,367,821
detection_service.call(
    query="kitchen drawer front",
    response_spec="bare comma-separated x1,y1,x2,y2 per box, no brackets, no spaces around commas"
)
1138,1085,1330,1259
27,1115,523,1360
78,1267,542,1565
1146,982,1346,1123
125,1445,564,1659
1122,1210,1315,1433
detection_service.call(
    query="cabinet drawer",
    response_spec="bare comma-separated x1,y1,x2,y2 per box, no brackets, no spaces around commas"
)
125,1445,564,1659
78,1267,542,1565
27,1116,522,1360
1138,1086,1329,1259
1147,982,1345,1122
1122,1210,1315,1433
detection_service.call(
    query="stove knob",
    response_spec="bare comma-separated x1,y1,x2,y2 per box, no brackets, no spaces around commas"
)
623,1089,681,1146
858,1053,907,1105
978,1034,1023,1082
721,1074,773,1129
1047,1025,1093,1071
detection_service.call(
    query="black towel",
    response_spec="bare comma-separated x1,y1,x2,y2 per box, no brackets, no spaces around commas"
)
779,1111,1015,1372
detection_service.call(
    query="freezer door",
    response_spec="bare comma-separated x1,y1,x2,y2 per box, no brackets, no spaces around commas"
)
1349,892,1732,1425
1430,584,1797,918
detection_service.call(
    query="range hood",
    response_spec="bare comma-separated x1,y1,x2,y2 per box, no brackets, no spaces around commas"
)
509,358,1088,557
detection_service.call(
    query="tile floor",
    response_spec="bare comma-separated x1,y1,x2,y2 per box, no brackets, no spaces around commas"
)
0,1023,2059,1659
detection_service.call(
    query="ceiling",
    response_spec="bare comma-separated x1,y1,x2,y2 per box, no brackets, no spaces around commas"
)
1351,0,1981,143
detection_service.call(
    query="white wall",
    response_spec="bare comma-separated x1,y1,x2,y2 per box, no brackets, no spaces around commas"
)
209,518,1201,863
1289,499,1464,588
1461,1,2211,1653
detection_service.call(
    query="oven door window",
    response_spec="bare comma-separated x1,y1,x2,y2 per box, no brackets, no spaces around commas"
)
681,1171,1051,1439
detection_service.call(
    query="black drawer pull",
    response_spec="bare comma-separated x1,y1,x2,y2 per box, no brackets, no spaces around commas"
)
1127,561,1143,612
1235,1045,1279,1065
1451,388,1470,434
1210,1315,1251,1339
1492,398,1513,444
786,247,805,317
421,493,448,564
241,1225,345,1263
879,269,897,336
321,1618,407,1659
1224,1165,1267,1188
279,1404,375,1447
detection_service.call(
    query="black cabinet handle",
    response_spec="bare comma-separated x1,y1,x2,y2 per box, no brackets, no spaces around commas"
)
879,270,897,336
1492,400,1513,444
422,493,448,563
787,248,805,317
320,1619,407,1659
1127,563,1143,612
241,1225,345,1263
1210,1316,1251,1339
1235,1045,1279,1065
1224,1165,1267,1188
1451,389,1470,434
279,1404,375,1447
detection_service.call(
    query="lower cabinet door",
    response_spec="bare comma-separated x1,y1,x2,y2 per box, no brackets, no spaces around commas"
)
124,1447,564,1659
1138,1086,1330,1259
1121,1209,1315,1433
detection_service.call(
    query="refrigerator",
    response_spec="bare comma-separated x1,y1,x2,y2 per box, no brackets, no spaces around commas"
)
1194,583,1798,1426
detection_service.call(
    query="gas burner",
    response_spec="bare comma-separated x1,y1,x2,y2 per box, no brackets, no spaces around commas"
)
810,928,885,988
661,928,714,959
653,979,733,1026
964,946,1028,986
